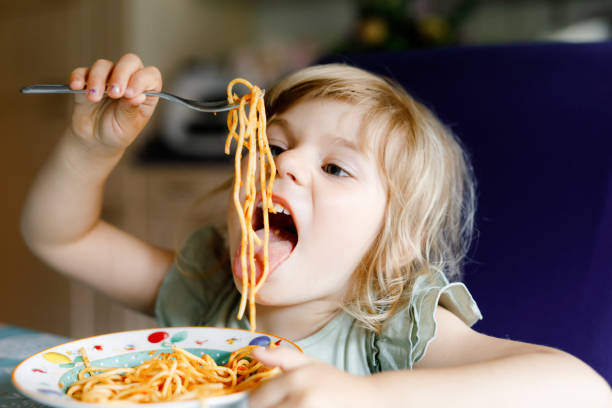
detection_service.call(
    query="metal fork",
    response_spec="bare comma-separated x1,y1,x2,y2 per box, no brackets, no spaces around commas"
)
20,84,259,113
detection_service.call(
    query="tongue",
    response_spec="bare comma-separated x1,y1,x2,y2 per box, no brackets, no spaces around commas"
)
233,228,295,284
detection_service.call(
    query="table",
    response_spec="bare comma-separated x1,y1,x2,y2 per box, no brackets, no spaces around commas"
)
0,323,70,407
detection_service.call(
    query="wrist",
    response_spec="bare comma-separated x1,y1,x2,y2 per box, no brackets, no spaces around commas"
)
367,370,414,406
65,127,127,159
354,373,391,407
59,128,125,181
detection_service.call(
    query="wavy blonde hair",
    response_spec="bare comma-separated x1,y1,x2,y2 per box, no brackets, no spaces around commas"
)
265,64,476,332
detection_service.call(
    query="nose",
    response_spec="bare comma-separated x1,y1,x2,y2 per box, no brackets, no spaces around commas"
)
274,149,309,186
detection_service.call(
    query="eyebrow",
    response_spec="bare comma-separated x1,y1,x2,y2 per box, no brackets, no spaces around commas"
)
329,136,363,154
268,117,368,155
267,117,296,142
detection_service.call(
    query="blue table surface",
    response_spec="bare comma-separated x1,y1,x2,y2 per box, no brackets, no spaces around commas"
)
0,324,71,407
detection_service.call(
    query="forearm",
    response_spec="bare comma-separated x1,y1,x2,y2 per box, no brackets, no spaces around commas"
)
21,128,124,249
370,349,611,408
18,56,175,312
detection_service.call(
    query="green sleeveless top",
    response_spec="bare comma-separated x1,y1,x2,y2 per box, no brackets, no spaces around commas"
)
155,227,482,375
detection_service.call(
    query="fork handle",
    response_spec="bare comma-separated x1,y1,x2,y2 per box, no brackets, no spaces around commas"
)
20,84,160,97
21,84,81,94
20,84,240,113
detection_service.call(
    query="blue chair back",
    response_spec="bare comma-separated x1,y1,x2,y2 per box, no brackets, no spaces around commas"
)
324,41,612,382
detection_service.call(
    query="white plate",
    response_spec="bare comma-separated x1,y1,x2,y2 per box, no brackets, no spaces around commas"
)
12,326,300,408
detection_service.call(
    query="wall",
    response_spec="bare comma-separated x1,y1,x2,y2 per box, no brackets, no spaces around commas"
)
0,0,127,336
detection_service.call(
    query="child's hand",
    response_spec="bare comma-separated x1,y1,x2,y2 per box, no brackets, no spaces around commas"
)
250,347,376,408
68,53,162,154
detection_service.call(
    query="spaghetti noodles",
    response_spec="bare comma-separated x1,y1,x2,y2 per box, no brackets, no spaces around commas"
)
225,79,276,332
65,345,280,404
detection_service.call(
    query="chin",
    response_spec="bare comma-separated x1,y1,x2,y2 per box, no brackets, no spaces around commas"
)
231,265,294,305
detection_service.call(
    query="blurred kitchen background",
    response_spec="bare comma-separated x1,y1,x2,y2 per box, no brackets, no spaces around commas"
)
1,0,611,339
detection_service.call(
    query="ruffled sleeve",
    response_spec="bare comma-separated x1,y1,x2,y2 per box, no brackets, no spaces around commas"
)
155,226,236,327
373,269,482,371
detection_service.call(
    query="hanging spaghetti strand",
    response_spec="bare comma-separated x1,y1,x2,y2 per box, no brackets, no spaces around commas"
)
225,79,276,331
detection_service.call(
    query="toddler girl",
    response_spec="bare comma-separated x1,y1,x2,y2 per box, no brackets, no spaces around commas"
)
21,53,610,407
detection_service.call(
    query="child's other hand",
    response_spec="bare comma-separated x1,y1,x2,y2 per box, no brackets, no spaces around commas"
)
68,53,162,154
250,347,375,408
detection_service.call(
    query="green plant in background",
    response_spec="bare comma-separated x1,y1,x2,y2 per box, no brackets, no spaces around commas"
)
338,0,478,52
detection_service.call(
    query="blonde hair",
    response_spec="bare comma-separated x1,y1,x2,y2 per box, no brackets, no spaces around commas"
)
266,64,476,332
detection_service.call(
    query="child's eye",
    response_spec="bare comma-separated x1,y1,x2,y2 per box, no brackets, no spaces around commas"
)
269,144,285,157
322,163,350,177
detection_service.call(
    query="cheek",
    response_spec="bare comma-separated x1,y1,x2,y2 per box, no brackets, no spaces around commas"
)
313,185,386,258
330,181,384,224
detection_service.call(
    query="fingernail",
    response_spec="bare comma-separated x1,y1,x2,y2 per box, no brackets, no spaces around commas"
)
88,88,97,95
109,84,120,95
125,88,134,97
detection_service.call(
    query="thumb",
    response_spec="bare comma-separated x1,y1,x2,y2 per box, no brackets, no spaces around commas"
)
251,347,313,371
115,94,158,126
104,95,159,146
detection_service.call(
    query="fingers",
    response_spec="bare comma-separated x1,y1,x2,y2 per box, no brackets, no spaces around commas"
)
68,58,114,103
67,54,161,106
106,53,144,99
84,58,114,103
113,64,162,132
69,67,88,90
252,347,314,371
123,65,162,106
248,348,312,407
249,371,293,408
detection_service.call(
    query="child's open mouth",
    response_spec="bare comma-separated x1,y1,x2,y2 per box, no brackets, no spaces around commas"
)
233,197,299,284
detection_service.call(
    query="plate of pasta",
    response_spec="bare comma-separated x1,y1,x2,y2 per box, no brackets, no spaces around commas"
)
12,326,300,407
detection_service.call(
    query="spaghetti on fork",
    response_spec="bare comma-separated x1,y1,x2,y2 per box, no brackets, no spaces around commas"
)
225,78,276,332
